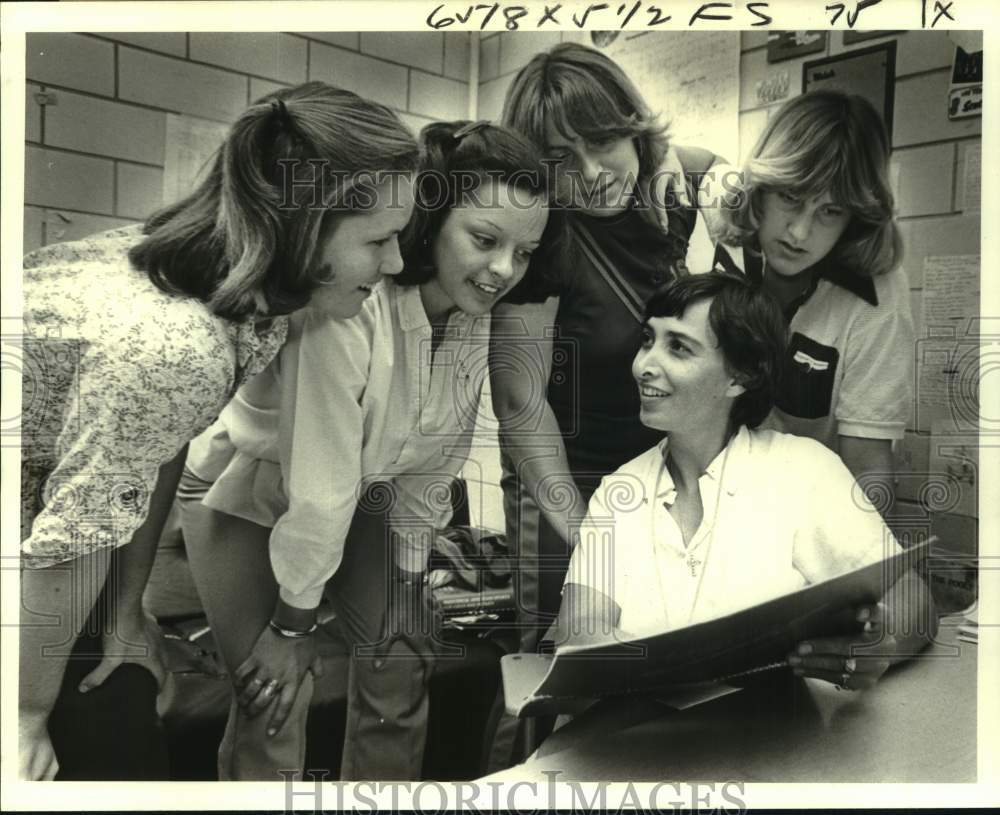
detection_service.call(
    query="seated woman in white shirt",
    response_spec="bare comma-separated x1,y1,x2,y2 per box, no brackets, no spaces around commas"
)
178,120,551,780
556,271,936,691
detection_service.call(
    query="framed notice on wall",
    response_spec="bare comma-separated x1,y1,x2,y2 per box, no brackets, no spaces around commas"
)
802,42,896,137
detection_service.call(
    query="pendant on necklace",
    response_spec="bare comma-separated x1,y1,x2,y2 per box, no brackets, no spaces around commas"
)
687,554,701,577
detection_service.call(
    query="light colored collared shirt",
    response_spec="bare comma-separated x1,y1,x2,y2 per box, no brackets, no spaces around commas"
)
566,427,899,637
187,281,489,608
713,245,915,450
21,226,286,568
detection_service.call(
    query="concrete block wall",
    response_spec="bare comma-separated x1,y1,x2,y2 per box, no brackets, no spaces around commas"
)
473,30,981,552
24,31,471,252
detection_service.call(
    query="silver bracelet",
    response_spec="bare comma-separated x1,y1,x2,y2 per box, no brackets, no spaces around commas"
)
268,619,318,639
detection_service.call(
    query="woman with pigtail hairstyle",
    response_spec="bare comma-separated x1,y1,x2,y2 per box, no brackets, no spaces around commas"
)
18,81,419,780
178,119,551,780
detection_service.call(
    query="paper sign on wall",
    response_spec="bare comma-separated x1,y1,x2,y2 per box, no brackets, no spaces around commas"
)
601,32,740,168
163,114,230,206
961,142,981,214
948,45,983,121
916,255,980,433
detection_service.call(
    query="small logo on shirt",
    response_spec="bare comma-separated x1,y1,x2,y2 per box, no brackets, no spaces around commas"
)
792,350,830,372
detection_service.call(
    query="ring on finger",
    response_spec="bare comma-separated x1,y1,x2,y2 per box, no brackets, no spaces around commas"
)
260,678,280,697
844,657,857,674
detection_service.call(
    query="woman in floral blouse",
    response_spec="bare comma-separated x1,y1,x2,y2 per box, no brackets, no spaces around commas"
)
18,81,419,780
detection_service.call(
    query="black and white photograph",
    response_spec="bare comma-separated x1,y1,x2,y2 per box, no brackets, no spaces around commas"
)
1,1,995,810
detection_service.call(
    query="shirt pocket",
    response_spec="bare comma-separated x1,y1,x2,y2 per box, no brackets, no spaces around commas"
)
776,332,839,420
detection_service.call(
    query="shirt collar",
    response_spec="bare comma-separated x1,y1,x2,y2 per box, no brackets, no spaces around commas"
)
395,281,475,334
396,281,431,331
654,426,751,504
713,243,878,307
233,314,288,390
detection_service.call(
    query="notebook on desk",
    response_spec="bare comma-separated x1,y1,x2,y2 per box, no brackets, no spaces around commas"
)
503,538,932,717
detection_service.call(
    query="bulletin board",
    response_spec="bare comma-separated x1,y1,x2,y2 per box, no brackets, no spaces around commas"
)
598,31,741,166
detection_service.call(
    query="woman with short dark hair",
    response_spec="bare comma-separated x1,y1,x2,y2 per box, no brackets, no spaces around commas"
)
557,272,935,692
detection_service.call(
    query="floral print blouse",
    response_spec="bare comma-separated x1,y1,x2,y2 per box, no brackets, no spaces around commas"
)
20,226,288,568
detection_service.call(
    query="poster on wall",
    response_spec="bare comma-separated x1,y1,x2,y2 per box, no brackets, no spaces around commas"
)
767,31,826,62
948,45,983,120
589,31,740,168
802,42,896,138
842,30,901,45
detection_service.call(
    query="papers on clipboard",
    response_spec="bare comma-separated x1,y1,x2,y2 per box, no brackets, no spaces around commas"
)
503,539,932,717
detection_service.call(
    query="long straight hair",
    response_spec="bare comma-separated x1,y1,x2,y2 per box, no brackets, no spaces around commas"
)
130,82,420,320
719,90,902,277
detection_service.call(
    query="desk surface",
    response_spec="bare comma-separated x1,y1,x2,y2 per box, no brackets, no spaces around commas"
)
485,619,977,783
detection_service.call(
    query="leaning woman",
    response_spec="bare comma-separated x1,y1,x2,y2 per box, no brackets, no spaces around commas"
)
19,82,419,780
179,121,551,780
714,89,913,512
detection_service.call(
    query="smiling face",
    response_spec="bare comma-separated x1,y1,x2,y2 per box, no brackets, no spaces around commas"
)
307,175,415,319
543,122,639,217
420,180,548,320
632,299,745,436
757,189,852,278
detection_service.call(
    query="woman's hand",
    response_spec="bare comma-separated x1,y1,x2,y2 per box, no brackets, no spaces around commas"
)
19,711,59,780
650,146,691,234
649,148,735,243
78,607,167,693
367,575,461,672
372,578,437,672
787,603,896,691
232,624,323,737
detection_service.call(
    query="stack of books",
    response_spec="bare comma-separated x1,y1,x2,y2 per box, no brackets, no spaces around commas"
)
432,582,515,627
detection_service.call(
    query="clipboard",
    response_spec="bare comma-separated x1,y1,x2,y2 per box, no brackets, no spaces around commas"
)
503,539,932,717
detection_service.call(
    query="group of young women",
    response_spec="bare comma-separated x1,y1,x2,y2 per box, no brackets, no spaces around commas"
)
20,42,925,782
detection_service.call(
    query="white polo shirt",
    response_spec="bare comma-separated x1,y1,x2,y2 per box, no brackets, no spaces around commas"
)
566,427,899,637
712,245,915,451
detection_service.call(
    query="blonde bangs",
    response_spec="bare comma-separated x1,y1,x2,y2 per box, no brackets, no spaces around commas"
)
720,90,900,275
